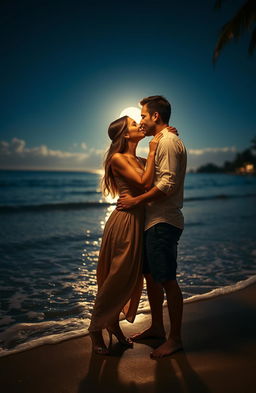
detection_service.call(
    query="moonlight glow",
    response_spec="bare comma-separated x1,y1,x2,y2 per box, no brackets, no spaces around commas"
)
119,107,141,123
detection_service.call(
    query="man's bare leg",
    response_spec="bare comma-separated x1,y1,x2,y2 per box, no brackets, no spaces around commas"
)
150,279,183,358
131,273,166,341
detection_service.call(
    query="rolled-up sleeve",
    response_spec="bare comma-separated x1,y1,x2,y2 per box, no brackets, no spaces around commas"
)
155,138,180,195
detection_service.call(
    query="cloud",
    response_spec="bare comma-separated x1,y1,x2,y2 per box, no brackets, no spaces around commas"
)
138,146,237,170
187,146,237,170
0,138,238,171
188,146,237,155
80,142,87,150
0,138,105,172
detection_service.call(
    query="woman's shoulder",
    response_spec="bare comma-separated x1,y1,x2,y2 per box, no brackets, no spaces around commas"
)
111,153,128,169
111,152,122,160
111,152,127,161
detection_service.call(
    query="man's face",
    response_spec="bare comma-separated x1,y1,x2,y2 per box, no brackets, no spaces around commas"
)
140,104,156,136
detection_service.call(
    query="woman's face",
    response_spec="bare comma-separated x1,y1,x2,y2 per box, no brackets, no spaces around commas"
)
126,117,145,142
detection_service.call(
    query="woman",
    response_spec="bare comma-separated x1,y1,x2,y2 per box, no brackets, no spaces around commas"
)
88,115,163,355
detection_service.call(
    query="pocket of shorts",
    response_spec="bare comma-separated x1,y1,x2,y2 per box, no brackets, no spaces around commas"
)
154,223,182,242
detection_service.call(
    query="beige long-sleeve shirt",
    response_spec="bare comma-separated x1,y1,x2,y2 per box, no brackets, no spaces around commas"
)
144,128,187,231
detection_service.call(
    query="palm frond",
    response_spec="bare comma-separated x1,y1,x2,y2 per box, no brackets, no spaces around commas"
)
214,0,230,10
213,0,256,63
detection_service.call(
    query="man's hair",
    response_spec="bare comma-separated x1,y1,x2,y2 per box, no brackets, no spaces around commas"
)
140,95,171,123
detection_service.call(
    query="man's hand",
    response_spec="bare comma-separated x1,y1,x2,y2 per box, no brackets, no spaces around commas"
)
167,126,179,136
116,193,138,210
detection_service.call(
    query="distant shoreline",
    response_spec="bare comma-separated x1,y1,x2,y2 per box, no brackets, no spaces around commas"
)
0,168,103,174
1,168,255,175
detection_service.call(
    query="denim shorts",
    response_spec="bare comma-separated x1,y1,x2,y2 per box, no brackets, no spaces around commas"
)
143,222,183,283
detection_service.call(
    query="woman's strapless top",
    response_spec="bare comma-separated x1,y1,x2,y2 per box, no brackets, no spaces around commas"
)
114,166,145,197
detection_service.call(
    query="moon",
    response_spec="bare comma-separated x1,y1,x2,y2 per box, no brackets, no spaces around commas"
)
119,107,141,123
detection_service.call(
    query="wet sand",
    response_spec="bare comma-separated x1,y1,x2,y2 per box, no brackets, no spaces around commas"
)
0,283,255,393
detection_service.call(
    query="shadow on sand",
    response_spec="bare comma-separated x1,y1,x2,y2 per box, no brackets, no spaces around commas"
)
78,340,211,393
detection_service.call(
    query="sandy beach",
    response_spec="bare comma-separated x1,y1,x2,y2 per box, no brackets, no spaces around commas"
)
0,283,255,393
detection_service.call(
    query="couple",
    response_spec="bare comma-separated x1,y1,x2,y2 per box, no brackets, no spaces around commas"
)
88,95,187,359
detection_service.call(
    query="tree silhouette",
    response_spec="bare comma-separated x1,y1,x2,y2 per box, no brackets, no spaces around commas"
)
251,136,256,150
197,137,256,172
213,0,256,63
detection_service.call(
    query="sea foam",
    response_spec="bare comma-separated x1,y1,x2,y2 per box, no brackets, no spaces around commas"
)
0,274,255,358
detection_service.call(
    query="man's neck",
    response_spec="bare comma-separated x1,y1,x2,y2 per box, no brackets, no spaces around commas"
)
154,123,169,135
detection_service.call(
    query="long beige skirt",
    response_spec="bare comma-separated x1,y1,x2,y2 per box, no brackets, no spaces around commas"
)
88,206,144,331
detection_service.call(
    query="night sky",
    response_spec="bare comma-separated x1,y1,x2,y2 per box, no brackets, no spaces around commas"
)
1,0,255,171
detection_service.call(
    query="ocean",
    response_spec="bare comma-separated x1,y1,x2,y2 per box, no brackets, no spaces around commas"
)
0,169,256,357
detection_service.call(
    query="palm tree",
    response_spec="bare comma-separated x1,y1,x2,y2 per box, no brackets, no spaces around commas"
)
213,0,256,63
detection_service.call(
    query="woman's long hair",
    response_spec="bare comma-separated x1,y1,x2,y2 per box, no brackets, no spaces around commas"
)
101,116,129,198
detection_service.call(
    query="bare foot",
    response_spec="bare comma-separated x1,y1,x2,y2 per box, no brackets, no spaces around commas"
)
150,338,183,359
130,326,166,341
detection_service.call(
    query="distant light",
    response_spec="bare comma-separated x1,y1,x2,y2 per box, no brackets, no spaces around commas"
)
119,107,141,123
237,163,254,174
245,164,254,172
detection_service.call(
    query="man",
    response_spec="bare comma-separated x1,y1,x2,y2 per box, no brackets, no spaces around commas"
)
117,95,187,359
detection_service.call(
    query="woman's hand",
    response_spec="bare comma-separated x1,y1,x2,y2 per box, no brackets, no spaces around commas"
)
149,132,163,153
167,126,179,136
